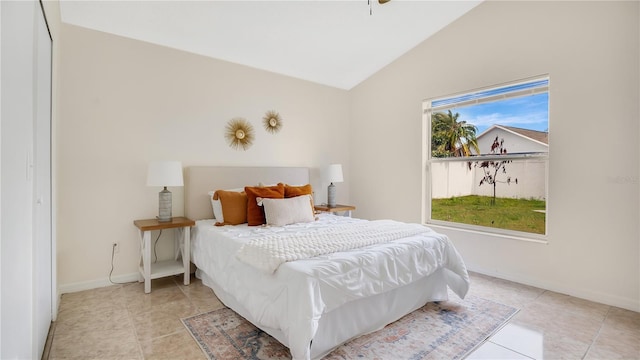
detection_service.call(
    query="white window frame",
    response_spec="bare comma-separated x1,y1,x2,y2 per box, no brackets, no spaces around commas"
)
422,76,550,241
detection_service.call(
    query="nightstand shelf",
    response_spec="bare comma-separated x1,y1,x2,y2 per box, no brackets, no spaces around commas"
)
144,260,184,280
133,216,195,293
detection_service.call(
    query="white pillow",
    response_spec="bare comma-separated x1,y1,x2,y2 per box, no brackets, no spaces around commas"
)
208,188,244,221
262,195,315,227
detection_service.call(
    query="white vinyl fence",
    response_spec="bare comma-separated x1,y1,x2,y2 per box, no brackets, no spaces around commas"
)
431,158,546,200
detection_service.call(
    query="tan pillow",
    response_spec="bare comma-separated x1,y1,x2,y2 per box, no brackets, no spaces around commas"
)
213,190,247,226
245,184,285,226
263,195,315,226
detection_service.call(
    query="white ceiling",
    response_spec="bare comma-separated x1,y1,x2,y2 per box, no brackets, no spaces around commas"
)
59,0,482,90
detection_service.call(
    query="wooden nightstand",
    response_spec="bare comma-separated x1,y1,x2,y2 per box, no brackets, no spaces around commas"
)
133,216,195,293
314,204,356,217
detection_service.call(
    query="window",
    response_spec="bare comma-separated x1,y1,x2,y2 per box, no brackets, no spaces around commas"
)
423,77,549,237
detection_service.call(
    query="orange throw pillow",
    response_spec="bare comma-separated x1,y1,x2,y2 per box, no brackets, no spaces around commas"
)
213,190,248,226
245,184,285,226
283,183,313,198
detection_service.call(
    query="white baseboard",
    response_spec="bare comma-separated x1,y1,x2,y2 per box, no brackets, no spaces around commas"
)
469,266,640,313
58,272,140,294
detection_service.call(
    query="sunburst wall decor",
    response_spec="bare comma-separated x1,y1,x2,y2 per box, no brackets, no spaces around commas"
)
225,117,254,151
262,110,283,134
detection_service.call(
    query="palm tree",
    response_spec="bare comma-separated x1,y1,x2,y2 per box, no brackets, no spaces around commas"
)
431,110,480,157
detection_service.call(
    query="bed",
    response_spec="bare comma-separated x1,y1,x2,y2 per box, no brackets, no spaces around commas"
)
185,166,470,360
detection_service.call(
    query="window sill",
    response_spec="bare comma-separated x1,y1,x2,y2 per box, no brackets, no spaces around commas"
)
425,221,549,245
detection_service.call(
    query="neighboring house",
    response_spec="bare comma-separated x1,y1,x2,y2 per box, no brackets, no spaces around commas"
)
476,125,548,155
433,125,548,200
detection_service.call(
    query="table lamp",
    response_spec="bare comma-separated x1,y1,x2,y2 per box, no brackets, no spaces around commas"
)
147,161,183,222
326,164,343,208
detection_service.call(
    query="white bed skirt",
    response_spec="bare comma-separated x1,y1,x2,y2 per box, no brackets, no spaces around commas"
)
196,268,450,359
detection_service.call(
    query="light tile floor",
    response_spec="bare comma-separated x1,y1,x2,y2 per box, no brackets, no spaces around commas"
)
44,272,640,359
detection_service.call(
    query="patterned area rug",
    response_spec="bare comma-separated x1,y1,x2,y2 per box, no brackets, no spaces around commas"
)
182,295,518,360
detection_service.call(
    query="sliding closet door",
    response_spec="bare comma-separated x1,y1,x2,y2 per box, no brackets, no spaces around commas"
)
1,1,52,357
33,2,52,358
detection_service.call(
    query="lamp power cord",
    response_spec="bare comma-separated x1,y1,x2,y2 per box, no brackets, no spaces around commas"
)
108,243,128,285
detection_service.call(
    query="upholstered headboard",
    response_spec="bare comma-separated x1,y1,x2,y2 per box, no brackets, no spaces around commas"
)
184,166,310,220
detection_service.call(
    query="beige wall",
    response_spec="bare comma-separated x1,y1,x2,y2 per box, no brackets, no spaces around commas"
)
350,1,639,311
57,24,351,289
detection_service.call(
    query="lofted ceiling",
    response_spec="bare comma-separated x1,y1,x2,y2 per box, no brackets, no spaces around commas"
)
59,0,482,90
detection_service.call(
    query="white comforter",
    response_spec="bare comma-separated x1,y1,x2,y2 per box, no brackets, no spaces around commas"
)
236,220,431,273
191,214,469,360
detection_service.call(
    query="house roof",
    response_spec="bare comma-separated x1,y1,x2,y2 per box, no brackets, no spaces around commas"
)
58,0,482,90
479,125,548,145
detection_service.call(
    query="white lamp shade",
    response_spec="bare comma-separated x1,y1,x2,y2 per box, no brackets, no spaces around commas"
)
326,164,344,183
146,161,184,187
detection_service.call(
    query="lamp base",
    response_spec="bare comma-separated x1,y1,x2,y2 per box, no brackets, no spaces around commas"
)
158,187,172,222
327,183,336,208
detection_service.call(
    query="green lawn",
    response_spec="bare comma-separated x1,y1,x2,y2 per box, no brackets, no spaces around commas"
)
431,195,546,234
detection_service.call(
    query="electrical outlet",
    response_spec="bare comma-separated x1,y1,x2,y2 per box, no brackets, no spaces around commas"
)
113,242,120,253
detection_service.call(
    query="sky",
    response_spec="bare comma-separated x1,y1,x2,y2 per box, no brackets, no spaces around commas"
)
432,78,550,135
450,92,549,135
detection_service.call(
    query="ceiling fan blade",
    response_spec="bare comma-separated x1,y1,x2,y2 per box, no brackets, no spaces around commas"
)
379,0,391,3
